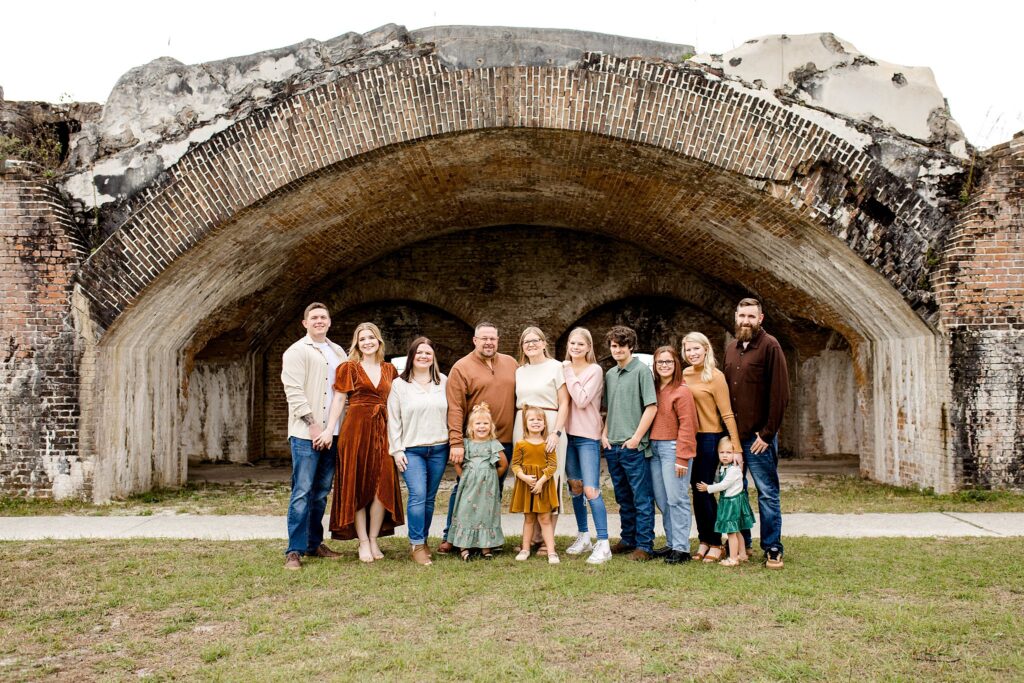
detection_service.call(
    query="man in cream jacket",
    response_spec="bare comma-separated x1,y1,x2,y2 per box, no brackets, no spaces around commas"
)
280,302,347,570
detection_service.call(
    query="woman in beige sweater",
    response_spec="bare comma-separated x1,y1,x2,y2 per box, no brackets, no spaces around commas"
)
681,332,742,563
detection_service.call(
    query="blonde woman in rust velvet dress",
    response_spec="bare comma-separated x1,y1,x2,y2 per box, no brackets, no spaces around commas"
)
316,322,403,563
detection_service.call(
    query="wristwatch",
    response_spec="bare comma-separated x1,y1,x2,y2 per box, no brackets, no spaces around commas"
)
555,430,563,437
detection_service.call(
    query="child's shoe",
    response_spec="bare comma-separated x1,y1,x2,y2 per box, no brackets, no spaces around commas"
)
548,552,560,565
515,549,531,561
586,540,612,565
566,533,593,555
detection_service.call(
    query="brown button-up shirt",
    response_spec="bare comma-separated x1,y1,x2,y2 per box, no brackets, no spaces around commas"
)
723,328,790,442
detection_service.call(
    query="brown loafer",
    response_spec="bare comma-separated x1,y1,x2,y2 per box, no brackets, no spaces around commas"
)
410,544,433,566
610,542,636,555
311,543,342,560
284,551,302,571
627,549,652,562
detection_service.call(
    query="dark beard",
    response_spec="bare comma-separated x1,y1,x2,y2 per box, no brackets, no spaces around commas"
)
735,323,760,342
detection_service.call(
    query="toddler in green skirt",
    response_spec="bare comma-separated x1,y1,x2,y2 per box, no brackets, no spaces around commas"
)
695,436,754,567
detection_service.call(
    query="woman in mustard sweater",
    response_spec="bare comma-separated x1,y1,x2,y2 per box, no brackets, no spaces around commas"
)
681,332,742,563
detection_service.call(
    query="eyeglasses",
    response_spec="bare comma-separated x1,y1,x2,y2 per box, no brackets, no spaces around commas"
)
522,339,544,346
655,360,675,366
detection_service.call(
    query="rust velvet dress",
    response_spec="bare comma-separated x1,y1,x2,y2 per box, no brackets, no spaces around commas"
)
329,360,404,541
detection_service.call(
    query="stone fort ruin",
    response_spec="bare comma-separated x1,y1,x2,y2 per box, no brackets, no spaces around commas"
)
1,25,1021,501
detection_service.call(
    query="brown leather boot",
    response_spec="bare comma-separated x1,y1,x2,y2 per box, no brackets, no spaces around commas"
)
311,543,342,560
410,544,433,566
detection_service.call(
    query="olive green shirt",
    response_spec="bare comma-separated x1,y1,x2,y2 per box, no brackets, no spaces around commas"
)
603,356,658,456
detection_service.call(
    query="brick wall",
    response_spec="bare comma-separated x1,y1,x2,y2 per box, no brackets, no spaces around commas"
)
59,56,959,498
76,57,950,332
256,226,849,460
936,134,1024,488
0,169,87,498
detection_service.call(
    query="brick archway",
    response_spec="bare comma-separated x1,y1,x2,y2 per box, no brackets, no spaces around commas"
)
74,57,955,500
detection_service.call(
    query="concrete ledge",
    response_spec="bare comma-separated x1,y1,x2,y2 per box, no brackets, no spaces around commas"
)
2,512,1021,541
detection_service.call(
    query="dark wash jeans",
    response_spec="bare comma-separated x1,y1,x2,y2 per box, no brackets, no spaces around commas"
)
739,435,783,554
443,442,513,542
691,432,724,546
286,436,336,555
604,444,655,553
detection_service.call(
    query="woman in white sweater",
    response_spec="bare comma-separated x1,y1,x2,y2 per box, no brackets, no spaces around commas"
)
387,337,449,566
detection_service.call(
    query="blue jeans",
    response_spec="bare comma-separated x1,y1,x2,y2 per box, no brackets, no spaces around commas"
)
402,443,450,545
604,444,655,553
566,435,609,540
444,442,513,542
286,436,336,555
649,440,693,551
739,435,783,553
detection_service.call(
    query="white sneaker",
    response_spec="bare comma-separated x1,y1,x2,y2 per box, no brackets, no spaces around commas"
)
586,540,612,565
548,553,560,565
566,533,593,555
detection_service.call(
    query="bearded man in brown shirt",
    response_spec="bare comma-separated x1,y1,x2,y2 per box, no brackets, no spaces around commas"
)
723,297,790,569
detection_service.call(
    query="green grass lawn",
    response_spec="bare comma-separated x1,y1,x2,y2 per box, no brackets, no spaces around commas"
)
1,538,1022,681
3,474,1023,517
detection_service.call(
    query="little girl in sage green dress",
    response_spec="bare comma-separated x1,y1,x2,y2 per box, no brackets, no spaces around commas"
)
696,436,755,567
447,403,508,560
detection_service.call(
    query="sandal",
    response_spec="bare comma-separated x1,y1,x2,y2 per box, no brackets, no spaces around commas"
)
460,549,472,562
702,545,724,563
694,543,710,561
481,548,494,560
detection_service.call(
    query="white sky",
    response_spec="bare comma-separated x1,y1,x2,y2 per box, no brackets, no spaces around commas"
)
2,0,1021,149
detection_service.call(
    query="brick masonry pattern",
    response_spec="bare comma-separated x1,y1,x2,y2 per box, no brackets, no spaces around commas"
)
0,175,88,497
936,135,1024,487
76,55,948,332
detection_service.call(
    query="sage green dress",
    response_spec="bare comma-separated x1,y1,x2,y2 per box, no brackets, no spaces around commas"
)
447,439,506,549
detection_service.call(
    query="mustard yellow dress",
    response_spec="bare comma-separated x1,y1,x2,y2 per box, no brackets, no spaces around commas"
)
509,440,559,513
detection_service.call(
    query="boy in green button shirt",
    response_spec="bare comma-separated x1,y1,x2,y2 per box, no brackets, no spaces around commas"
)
601,326,658,561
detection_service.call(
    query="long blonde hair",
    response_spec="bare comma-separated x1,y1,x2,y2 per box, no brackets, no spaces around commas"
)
563,327,597,364
517,326,550,365
682,331,716,384
348,322,386,363
467,402,498,440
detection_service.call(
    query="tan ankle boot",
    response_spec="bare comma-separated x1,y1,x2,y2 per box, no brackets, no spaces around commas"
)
410,544,432,566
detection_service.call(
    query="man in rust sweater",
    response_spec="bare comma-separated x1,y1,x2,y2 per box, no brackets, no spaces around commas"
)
437,321,518,553
723,297,790,569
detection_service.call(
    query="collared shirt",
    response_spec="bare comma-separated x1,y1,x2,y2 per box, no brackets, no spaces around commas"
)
722,328,790,441
281,334,348,441
603,356,658,452
446,351,518,446
387,374,449,456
